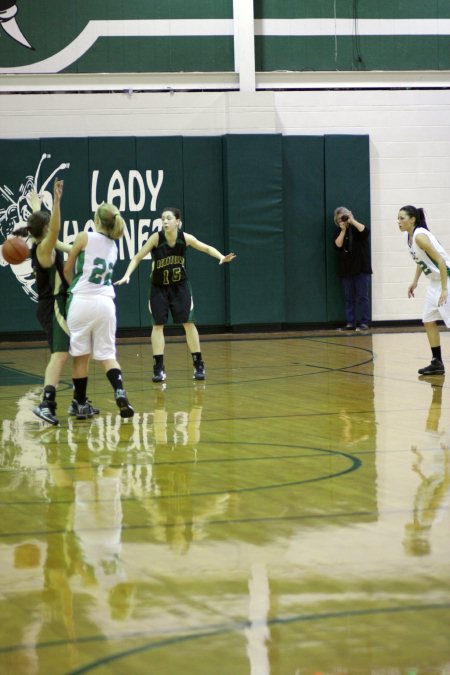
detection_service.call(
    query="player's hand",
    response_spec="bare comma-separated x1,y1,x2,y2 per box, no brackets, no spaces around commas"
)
114,275,130,286
53,178,64,200
438,289,448,306
219,253,236,264
26,189,43,213
408,283,417,298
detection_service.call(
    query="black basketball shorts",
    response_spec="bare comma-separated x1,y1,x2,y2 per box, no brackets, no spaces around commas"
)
149,280,196,325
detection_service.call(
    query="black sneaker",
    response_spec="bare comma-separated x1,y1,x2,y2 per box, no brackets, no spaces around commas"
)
68,399,100,416
418,358,445,375
72,400,96,420
115,389,134,418
33,402,59,426
152,368,166,383
338,323,355,331
193,360,206,381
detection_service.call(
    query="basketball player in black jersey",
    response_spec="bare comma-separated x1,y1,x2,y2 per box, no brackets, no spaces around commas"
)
14,180,98,424
115,207,235,382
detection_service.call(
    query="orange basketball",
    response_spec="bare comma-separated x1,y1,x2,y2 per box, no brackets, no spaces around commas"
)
1,236,30,265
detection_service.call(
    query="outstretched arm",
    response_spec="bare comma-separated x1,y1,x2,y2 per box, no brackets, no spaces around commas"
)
114,231,159,285
185,234,236,264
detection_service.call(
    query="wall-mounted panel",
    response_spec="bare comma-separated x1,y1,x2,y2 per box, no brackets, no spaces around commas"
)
324,135,371,323
224,134,285,325
283,136,327,323
182,137,227,327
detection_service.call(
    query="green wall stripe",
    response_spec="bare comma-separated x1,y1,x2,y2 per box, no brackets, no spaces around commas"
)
63,36,234,74
255,36,450,71
254,0,450,20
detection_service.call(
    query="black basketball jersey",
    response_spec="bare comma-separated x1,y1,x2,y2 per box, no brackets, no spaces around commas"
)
151,230,187,286
31,243,68,300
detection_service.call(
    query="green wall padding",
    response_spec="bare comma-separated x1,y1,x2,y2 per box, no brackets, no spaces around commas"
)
182,137,227,326
223,134,285,325
324,135,371,322
283,136,326,323
0,133,370,335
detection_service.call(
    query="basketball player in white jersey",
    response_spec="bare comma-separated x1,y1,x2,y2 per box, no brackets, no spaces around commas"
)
64,204,134,418
399,204,450,375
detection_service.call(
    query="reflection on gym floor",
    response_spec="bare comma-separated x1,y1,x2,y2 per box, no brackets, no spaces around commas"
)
0,330,449,674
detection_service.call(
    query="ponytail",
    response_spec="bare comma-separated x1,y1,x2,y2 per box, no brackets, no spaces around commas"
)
400,205,429,231
95,204,125,240
13,226,29,238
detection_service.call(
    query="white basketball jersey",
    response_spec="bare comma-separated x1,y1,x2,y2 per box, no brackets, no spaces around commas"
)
69,232,118,297
407,227,450,281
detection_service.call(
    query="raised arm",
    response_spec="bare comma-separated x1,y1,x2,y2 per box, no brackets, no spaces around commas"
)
36,179,63,267
184,233,236,264
334,221,348,248
347,211,367,234
114,231,159,285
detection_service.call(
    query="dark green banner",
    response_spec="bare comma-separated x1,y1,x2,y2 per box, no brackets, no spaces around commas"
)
0,134,370,336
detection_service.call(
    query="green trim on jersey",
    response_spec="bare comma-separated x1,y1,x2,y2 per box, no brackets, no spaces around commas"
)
68,251,86,293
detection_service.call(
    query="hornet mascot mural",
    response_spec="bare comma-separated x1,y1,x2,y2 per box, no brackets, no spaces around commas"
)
0,1,32,49
0,154,70,301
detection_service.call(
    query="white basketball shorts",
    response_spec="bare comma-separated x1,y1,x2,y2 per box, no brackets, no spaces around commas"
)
422,278,450,327
67,294,117,360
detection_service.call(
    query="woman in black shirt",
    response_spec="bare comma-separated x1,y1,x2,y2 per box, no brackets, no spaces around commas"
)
334,206,372,331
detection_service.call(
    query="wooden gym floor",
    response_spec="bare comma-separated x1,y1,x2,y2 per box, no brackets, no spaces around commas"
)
0,328,449,674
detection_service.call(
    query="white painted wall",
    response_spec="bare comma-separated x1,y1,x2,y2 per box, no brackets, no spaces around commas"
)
274,89,450,323
1,87,449,323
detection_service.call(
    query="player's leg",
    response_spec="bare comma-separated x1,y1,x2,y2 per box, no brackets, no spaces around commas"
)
418,283,445,375
93,297,134,418
66,296,98,419
172,282,205,381
149,285,168,382
182,322,205,379
33,296,70,425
